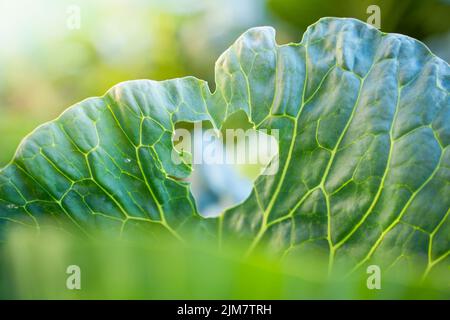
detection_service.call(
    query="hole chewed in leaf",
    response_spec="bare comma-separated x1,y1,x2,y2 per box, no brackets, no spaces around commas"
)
173,111,279,217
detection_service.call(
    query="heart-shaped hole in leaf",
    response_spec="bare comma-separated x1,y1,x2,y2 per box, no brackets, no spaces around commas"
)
173,110,279,217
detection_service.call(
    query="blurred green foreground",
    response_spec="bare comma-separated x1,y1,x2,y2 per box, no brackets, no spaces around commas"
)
0,228,448,299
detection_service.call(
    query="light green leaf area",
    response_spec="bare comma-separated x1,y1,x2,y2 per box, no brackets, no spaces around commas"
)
1,18,449,276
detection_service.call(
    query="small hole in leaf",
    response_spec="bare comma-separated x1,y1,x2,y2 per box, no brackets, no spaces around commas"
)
173,111,279,217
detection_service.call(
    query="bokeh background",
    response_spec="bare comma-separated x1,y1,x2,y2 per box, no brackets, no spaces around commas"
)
1,0,450,167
